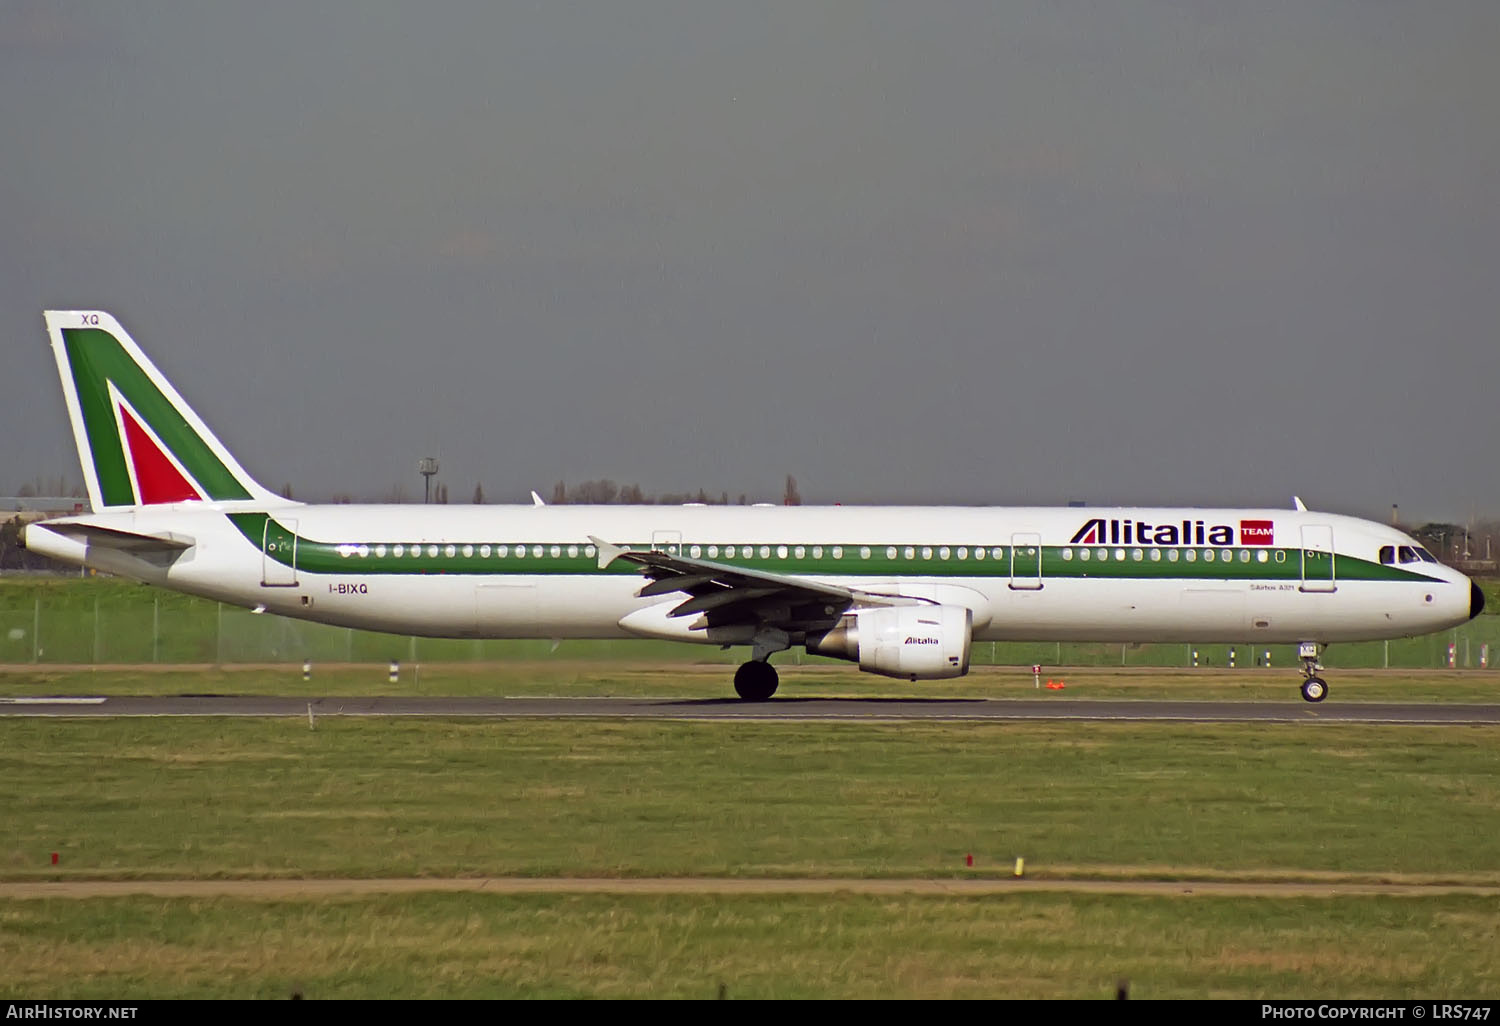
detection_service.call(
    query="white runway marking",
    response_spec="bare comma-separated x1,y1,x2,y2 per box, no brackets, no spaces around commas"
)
0,696,107,705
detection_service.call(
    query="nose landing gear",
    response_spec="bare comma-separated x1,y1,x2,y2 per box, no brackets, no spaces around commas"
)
1298,642,1328,703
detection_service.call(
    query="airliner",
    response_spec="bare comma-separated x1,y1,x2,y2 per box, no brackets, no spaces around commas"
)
24,311,1484,702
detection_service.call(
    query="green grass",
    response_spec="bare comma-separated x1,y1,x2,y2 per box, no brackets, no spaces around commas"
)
5,715,1500,997
3,891,1499,998
5,718,1500,881
1481,576,1500,613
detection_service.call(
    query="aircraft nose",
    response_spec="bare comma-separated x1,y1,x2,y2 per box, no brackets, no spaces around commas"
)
1473,581,1487,620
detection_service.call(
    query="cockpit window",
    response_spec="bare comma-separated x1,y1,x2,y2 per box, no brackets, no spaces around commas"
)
1387,543,1439,565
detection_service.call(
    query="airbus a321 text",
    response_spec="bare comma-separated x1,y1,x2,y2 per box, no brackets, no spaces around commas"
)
25,311,1484,701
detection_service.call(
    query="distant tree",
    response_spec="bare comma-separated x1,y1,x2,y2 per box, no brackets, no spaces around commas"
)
436,483,449,504
0,516,70,571
280,483,294,500
738,494,747,505
720,492,729,506
1412,523,1459,560
572,480,619,504
472,483,485,504
551,481,568,505
0,516,20,569
619,484,646,505
783,475,801,506
17,483,34,498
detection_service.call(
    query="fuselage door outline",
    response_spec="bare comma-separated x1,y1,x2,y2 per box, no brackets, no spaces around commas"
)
1300,524,1336,593
1009,532,1042,591
261,517,299,587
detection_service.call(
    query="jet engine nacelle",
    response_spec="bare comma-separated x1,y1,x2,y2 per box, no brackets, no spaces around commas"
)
806,604,972,680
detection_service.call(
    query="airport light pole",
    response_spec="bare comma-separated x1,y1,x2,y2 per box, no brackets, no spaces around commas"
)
419,457,439,504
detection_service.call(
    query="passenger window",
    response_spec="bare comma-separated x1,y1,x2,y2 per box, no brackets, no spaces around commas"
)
1379,546,1395,565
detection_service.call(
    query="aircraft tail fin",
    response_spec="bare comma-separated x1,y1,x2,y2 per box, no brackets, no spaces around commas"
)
43,311,292,511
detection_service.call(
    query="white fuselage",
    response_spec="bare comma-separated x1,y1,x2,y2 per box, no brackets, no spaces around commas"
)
27,503,1476,647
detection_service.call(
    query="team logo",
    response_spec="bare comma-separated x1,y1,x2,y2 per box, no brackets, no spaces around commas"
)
1240,520,1274,546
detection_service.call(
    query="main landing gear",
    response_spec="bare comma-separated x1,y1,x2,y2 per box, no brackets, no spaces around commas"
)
733,628,790,701
734,660,779,701
1298,642,1328,703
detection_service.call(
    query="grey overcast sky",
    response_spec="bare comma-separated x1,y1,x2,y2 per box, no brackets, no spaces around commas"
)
2,2,1496,521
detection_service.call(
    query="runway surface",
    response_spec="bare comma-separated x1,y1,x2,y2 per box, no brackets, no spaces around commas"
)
4,694,1500,723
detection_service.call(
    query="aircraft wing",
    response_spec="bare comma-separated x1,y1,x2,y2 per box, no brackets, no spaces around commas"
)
589,535,918,633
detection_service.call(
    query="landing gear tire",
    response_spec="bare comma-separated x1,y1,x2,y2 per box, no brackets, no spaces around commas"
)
1297,642,1328,704
734,660,779,701
1300,677,1328,703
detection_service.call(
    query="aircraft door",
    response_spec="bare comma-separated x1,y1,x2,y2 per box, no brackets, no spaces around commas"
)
1009,532,1043,590
1300,525,1336,593
261,517,299,587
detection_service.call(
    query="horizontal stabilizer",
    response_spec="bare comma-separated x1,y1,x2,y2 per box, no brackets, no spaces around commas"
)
32,522,194,553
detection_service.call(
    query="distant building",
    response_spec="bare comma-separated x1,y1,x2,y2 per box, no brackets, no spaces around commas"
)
0,497,87,518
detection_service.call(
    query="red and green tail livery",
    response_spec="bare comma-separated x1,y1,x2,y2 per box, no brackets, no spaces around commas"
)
44,311,285,510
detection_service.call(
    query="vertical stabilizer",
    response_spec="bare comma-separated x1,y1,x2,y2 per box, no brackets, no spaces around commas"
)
43,311,291,511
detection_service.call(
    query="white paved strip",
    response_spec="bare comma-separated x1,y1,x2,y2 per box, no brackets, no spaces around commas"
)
0,697,107,705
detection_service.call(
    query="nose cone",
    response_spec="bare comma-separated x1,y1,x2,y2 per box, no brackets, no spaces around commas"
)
1473,582,1487,620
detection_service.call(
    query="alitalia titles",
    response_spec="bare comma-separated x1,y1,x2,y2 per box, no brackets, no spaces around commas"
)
1070,518,1276,547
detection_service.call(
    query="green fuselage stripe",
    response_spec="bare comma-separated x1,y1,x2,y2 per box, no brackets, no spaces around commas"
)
228,514,1441,585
